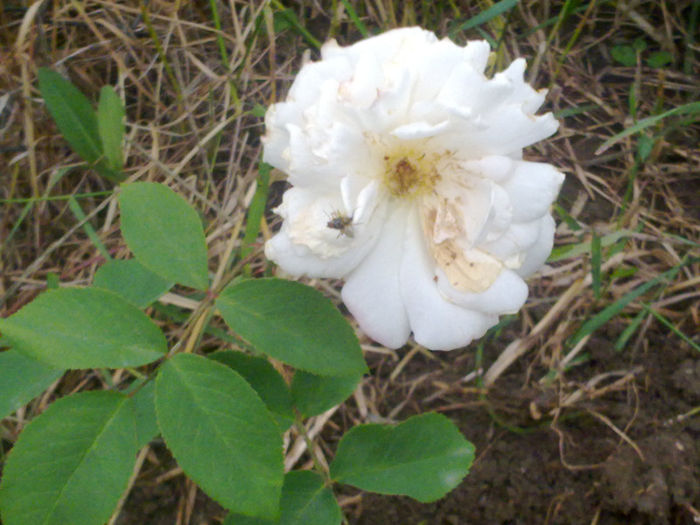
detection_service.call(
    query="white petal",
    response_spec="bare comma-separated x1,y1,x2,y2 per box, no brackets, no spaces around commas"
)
351,180,381,224
391,120,450,140
460,155,514,182
437,268,528,314
265,230,363,278
495,58,547,113
287,56,353,108
463,40,491,73
345,27,437,65
480,218,543,265
411,37,472,102
429,176,502,248
266,188,384,277
284,125,338,188
342,205,412,348
502,161,565,223
262,102,303,171
517,214,556,277
400,209,498,351
437,62,488,115
339,51,383,108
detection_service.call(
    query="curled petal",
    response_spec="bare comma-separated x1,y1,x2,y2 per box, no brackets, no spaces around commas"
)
437,268,528,314
400,209,497,351
494,58,548,113
462,40,491,73
480,218,544,266
503,161,565,223
287,56,353,108
517,214,557,277
265,188,384,277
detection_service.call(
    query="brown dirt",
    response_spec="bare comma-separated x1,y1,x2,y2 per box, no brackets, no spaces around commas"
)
340,335,700,525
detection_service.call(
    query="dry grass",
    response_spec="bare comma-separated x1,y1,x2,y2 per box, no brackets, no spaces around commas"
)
1,0,698,523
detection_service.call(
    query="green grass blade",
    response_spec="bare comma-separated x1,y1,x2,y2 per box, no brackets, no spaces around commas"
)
341,0,369,36
591,232,602,299
568,262,686,348
240,162,271,263
643,304,700,353
68,196,111,260
614,309,647,351
448,0,519,37
549,230,630,262
596,101,700,155
270,0,322,49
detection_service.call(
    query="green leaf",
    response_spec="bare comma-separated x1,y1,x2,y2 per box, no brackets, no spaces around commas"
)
0,350,64,421
93,259,173,308
632,37,647,52
132,380,160,448
0,391,138,525
330,413,475,503
610,44,636,66
0,287,167,369
46,272,60,289
37,68,123,182
209,350,294,430
646,50,672,68
291,371,362,418
119,182,209,290
156,353,284,519
37,68,101,165
216,279,366,377
224,471,342,525
97,86,125,171
251,104,267,118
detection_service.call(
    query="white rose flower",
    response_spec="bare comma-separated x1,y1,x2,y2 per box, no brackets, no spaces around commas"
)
263,27,564,351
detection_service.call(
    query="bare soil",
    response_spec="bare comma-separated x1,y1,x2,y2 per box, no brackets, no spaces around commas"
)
344,336,699,525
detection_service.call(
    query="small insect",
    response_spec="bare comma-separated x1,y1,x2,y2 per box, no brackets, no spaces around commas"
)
326,210,354,238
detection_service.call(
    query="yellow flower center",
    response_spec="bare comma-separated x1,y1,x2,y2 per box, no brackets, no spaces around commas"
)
382,148,441,198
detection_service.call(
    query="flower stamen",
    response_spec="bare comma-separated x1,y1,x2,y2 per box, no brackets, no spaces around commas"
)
382,150,441,198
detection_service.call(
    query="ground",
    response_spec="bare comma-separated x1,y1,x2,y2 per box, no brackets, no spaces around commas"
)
1,1,698,524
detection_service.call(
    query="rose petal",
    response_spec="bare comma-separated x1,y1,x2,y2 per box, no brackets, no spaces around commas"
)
400,209,498,351
342,205,412,348
437,267,528,314
391,120,450,140
460,155,514,182
502,161,565,223
517,213,557,277
265,188,384,277
463,40,491,73
480,218,544,265
494,58,547,113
